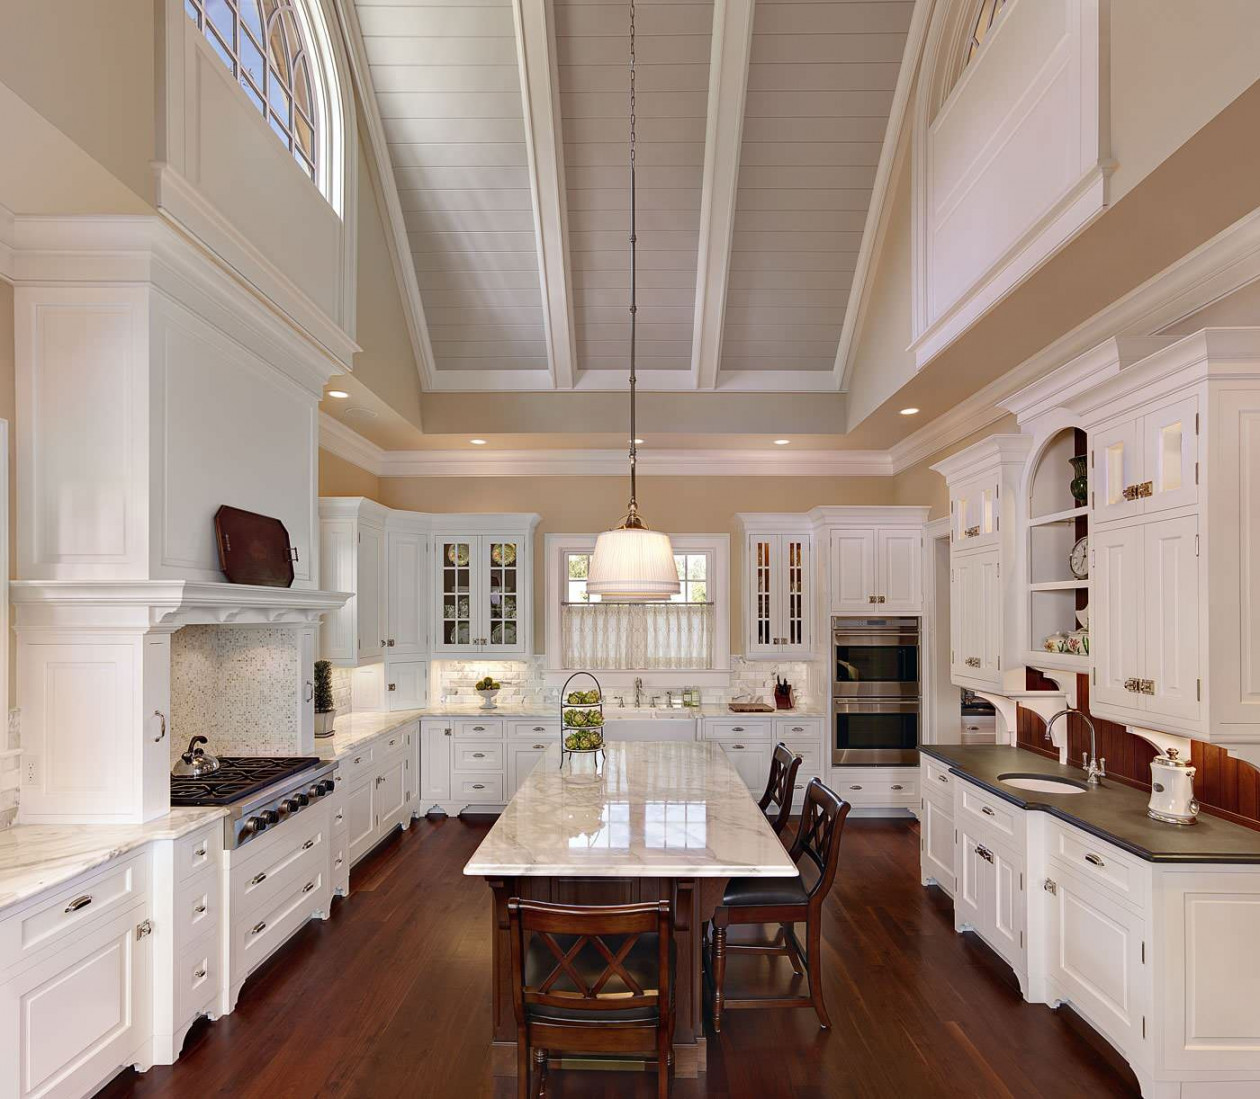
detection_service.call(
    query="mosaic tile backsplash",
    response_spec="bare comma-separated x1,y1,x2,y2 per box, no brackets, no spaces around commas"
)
170,626,302,760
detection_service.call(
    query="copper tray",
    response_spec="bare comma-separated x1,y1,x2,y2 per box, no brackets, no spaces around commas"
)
214,505,296,588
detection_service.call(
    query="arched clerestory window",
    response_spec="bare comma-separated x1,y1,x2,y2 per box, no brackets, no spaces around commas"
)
184,0,321,183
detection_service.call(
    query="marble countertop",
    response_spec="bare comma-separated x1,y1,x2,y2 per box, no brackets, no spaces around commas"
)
316,709,428,760
0,807,227,914
922,745,1260,864
463,740,799,879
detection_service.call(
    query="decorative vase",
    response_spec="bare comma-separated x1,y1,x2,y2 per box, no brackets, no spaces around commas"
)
314,709,337,738
476,688,500,710
1069,453,1089,505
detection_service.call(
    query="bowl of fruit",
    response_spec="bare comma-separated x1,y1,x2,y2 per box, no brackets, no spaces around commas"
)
565,688,601,706
474,676,502,709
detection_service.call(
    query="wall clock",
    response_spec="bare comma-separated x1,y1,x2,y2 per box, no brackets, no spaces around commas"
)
1070,535,1089,580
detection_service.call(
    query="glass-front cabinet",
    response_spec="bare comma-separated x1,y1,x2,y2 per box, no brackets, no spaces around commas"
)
433,532,531,655
745,532,811,658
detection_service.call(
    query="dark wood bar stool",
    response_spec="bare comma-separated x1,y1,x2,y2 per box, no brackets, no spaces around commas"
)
758,742,804,835
705,779,850,1033
507,898,675,1098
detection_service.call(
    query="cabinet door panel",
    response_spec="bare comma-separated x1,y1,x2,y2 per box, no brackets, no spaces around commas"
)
1046,870,1146,1055
434,537,479,653
877,529,922,612
357,524,385,662
346,777,377,865
747,535,776,657
377,756,408,834
386,530,426,656
386,660,428,711
421,724,452,803
977,551,1002,682
949,563,965,680
988,844,1025,969
830,529,876,613
1142,394,1199,514
921,796,955,896
720,742,770,792
483,536,526,653
1091,525,1145,715
1143,517,1201,723
508,743,548,796
1092,418,1143,524
780,535,811,653
954,826,987,931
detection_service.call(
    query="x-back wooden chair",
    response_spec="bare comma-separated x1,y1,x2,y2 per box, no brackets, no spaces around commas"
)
758,741,804,836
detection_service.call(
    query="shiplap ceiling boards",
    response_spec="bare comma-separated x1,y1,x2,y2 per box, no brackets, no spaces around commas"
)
348,0,917,394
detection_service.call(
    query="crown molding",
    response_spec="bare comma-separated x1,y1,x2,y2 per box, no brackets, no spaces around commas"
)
320,412,387,476
887,394,1010,475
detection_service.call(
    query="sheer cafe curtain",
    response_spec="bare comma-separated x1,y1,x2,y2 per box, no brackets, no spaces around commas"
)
562,602,715,670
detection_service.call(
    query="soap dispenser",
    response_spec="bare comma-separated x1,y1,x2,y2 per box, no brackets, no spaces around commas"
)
1148,747,1199,826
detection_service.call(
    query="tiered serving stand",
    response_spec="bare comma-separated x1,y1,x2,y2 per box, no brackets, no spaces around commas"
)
559,671,605,768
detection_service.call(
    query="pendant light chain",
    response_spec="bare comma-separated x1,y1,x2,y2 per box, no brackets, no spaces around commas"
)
626,0,641,526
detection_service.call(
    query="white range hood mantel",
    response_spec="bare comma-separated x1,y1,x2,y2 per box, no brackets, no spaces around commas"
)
11,580,350,631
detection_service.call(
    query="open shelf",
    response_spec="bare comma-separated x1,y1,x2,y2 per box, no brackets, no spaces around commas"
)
1026,649,1089,673
1029,580,1088,592
1028,506,1087,528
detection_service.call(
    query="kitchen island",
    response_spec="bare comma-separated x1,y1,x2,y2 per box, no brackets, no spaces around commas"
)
464,739,798,1076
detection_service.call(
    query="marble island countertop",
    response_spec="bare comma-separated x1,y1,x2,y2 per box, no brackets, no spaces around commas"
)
922,744,1260,864
0,807,227,914
464,740,798,879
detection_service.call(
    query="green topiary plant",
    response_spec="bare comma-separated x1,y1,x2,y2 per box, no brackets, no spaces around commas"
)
314,660,334,715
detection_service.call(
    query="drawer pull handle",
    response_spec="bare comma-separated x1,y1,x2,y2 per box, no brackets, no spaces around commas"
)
194,846,207,858
302,839,315,850
153,710,167,743
335,857,344,867
193,967,207,980
302,881,316,894
1084,853,1106,867
532,744,547,750
731,743,745,750
472,783,486,790
849,785,862,791
937,774,949,783
732,726,745,732
64,895,93,914
975,845,993,863
473,726,486,732
252,921,267,936
980,806,994,817
389,738,397,746
193,903,207,915
472,753,486,759
251,872,267,886
891,784,904,791
335,812,344,822
354,756,362,765
533,727,545,732
791,727,804,732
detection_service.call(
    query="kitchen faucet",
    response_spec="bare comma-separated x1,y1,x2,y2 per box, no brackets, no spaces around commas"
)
634,677,643,708
1044,708,1106,786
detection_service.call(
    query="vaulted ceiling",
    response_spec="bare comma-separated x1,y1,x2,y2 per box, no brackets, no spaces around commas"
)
345,0,917,394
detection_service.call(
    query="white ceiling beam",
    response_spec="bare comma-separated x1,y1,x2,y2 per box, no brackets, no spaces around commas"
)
331,0,440,391
689,0,756,391
831,0,932,393
512,0,577,390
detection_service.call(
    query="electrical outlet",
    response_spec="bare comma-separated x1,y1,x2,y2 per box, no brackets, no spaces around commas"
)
23,754,40,787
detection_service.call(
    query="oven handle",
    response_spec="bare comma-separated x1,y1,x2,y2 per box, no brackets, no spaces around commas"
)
832,632,920,647
833,701,921,715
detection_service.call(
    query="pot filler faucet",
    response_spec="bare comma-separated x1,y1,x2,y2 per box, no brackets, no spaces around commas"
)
1044,708,1106,786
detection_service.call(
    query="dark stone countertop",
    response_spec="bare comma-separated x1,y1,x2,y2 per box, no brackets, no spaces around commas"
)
920,744,1260,864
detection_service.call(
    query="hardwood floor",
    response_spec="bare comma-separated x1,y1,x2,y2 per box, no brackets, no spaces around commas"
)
99,817,1140,1099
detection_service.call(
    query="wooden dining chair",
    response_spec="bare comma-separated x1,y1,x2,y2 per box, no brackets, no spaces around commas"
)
758,742,804,835
507,898,675,1098
705,778,850,1033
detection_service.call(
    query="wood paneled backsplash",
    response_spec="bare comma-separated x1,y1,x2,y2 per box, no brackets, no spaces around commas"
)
1016,674,1260,832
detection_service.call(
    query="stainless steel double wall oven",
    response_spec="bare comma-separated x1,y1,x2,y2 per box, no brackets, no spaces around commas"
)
831,616,921,766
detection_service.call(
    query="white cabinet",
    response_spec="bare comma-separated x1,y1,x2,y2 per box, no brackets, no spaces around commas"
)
919,758,955,896
385,660,428,712
385,527,427,656
828,525,923,614
950,548,1001,687
955,820,1026,976
342,723,418,867
376,750,409,836
951,473,1001,549
508,741,549,795
744,531,811,658
1093,394,1198,524
432,532,533,656
718,740,771,792
421,721,453,805
344,775,377,866
319,498,388,667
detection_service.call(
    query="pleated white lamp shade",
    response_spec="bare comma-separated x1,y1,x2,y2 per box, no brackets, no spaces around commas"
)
586,525,680,601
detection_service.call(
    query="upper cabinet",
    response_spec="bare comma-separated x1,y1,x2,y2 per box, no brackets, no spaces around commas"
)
933,439,1031,690
432,531,535,657
1078,330,1260,754
319,504,539,666
739,521,812,659
812,508,930,617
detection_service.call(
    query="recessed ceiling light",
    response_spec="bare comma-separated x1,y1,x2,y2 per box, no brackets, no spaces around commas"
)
899,407,920,416
470,439,488,446
344,407,377,421
774,439,791,446
326,389,349,399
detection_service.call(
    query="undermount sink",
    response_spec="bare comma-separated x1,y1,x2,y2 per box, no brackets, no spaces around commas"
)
998,772,1090,795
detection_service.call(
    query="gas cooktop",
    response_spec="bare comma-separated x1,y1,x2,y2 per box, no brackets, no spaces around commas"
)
170,756,323,806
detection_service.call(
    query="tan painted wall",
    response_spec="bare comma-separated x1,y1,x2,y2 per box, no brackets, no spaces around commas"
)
350,136,425,431
319,448,382,501
0,2,155,206
1109,1,1260,202
0,280,17,704
371,475,895,651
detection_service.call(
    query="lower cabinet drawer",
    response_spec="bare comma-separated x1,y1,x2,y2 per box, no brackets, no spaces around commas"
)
0,852,149,971
451,772,506,803
174,827,221,884
232,870,327,983
1047,819,1148,909
337,745,375,786
176,931,220,1027
774,717,823,741
452,742,505,771
833,770,918,805
958,781,1024,844
233,819,327,919
922,756,954,796
174,869,220,951
453,719,504,739
703,719,772,741
509,720,559,739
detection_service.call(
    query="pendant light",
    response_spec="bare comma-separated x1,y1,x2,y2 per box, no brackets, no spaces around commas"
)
587,0,679,602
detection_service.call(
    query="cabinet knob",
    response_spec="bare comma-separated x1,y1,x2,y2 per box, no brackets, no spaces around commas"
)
194,967,207,980
194,903,207,914
387,639,395,647
388,683,397,691
136,919,154,940
1043,878,1057,895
